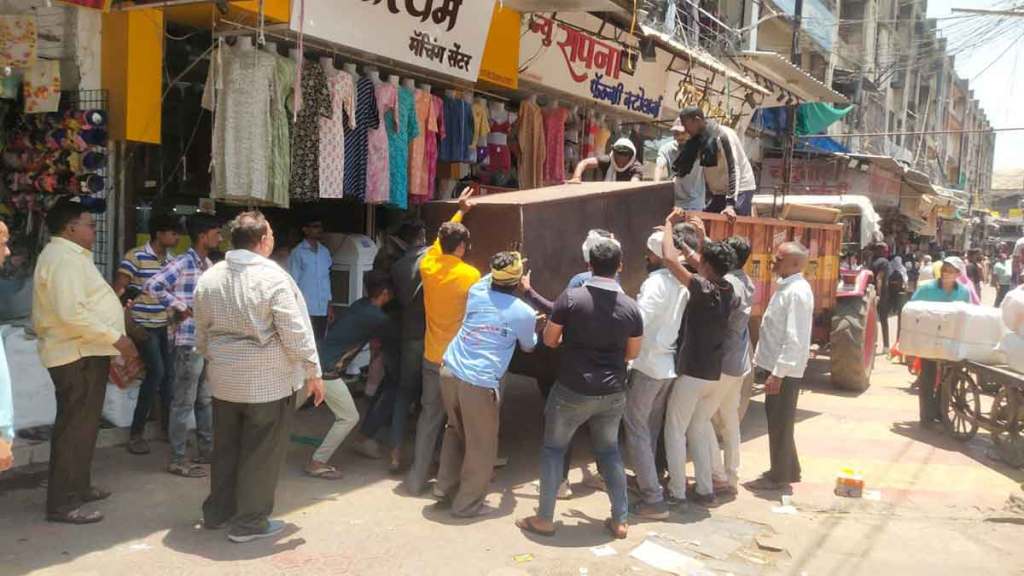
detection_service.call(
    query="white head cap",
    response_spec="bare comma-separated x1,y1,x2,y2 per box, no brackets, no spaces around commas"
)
646,231,664,259
581,230,621,263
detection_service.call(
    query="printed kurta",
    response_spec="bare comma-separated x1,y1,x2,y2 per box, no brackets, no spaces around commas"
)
387,86,420,209
515,100,546,190
270,55,295,208
425,95,445,201
289,60,332,202
408,89,433,203
343,77,380,201
365,83,396,205
319,68,356,199
202,45,278,205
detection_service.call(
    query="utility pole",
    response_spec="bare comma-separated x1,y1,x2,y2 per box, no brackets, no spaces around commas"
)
777,0,804,216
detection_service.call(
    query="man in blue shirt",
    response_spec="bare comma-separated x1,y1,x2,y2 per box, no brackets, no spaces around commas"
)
435,251,539,518
288,218,334,343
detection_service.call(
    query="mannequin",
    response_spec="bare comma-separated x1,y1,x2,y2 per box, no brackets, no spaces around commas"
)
288,47,302,61
445,88,456,98
388,74,400,86
402,78,417,90
319,56,335,71
342,62,359,77
547,98,560,109
237,36,255,51
365,66,382,85
527,94,538,104
462,91,473,104
419,83,432,93
262,41,278,54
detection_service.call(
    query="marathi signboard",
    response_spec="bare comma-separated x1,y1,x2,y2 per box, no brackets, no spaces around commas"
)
291,0,496,81
759,157,902,208
519,12,671,120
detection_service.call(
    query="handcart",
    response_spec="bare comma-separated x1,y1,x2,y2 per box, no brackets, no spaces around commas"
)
939,360,1024,467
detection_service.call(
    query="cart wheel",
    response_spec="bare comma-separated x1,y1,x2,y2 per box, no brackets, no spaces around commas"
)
991,388,1024,468
940,368,980,441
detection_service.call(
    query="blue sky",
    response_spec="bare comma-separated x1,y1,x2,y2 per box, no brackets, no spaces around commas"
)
927,0,1024,171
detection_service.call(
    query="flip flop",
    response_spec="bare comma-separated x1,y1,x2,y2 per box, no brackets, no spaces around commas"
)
604,518,628,540
47,508,104,525
515,517,556,537
305,464,343,480
168,462,208,478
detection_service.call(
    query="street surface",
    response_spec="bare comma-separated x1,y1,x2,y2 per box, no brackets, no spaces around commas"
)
2,313,1023,575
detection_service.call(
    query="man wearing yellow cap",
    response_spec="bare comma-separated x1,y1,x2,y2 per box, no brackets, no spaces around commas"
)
434,251,541,517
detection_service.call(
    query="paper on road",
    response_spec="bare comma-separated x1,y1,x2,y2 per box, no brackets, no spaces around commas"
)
630,539,705,574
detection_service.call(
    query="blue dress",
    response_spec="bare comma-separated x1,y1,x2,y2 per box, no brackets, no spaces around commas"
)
386,86,420,209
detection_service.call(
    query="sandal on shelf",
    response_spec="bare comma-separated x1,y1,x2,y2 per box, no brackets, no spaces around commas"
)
47,508,104,525
604,518,628,540
305,463,343,480
167,462,208,478
515,516,556,537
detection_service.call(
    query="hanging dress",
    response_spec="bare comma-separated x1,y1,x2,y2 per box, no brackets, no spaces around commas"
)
365,82,396,205
289,60,332,202
408,89,434,205
386,86,419,209
343,77,380,201
515,100,546,190
425,94,445,201
319,68,356,199
542,106,568,185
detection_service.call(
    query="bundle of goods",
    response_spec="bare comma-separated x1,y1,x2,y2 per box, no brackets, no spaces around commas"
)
899,301,1007,364
997,287,1024,374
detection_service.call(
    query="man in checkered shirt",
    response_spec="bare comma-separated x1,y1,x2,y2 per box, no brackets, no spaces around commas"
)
144,215,222,479
194,211,325,543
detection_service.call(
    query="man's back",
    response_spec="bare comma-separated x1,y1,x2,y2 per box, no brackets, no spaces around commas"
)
195,250,320,404
552,282,643,396
392,246,428,339
443,277,537,388
420,245,480,364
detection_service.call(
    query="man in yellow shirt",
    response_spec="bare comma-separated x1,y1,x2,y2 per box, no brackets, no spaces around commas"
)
406,187,480,495
32,199,140,524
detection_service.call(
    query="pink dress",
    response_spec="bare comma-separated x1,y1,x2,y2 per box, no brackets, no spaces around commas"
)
407,90,433,204
542,106,568,184
365,83,396,205
422,94,445,202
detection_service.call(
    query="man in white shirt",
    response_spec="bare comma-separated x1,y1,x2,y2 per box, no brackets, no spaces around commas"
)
624,227,695,519
746,242,814,491
654,118,705,211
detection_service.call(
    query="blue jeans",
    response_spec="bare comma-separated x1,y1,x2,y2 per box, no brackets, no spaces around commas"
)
390,339,424,449
130,326,172,435
169,346,212,463
538,383,628,524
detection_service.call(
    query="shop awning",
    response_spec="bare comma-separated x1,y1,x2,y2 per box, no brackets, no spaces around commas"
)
639,25,769,97
733,51,849,105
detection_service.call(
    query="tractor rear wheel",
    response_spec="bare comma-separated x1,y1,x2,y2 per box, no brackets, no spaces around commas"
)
830,285,878,391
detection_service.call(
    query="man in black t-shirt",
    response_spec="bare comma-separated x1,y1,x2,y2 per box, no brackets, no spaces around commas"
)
870,244,892,351
516,238,643,540
658,210,737,506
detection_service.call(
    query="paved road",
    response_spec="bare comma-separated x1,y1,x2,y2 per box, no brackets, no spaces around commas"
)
1,343,1023,575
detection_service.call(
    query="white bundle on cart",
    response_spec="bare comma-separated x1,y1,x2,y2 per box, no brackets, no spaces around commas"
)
900,301,1007,364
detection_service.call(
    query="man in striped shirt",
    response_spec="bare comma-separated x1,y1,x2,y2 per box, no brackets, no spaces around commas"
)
114,213,180,455
145,216,222,478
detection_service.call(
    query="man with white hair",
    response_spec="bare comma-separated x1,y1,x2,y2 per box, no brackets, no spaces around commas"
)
745,241,814,491
624,225,695,519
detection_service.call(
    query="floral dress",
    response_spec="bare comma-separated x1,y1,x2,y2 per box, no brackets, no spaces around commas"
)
365,83,396,205
319,69,356,199
289,60,332,202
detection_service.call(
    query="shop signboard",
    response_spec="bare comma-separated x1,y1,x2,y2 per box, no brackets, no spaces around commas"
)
518,12,670,120
290,0,496,82
759,157,902,208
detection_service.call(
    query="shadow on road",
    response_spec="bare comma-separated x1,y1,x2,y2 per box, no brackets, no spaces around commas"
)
890,420,1024,484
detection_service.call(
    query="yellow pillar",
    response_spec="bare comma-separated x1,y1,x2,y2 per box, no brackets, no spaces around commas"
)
101,9,164,144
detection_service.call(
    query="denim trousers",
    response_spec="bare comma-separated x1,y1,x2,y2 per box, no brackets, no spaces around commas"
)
538,383,628,524
169,346,212,463
130,326,172,435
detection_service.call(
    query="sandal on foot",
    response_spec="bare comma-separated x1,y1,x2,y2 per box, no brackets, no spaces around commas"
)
305,463,343,480
47,508,104,525
192,453,213,465
604,518,628,539
81,487,111,503
168,462,208,478
127,436,150,455
515,516,556,537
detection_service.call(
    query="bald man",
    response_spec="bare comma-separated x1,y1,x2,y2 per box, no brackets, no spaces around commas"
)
745,242,814,491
